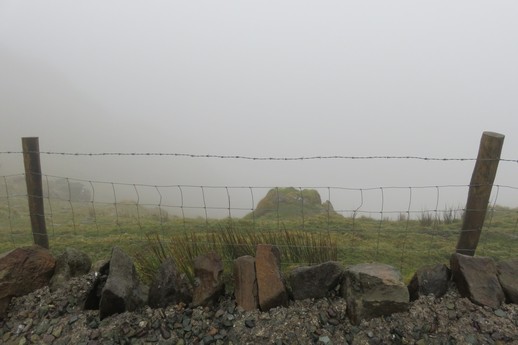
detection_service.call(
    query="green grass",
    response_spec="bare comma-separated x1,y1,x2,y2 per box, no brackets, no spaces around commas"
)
1,197,517,284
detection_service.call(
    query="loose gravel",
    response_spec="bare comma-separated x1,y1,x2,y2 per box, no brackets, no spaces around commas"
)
1,273,517,344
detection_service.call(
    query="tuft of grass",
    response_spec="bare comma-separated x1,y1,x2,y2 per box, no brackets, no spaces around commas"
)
442,205,462,224
133,221,338,286
418,211,435,227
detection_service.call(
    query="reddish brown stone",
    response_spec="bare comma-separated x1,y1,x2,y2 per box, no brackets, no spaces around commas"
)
233,255,258,311
192,252,225,307
0,245,56,319
255,244,288,311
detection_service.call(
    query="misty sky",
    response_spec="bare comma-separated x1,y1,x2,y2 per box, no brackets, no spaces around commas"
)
1,1,517,211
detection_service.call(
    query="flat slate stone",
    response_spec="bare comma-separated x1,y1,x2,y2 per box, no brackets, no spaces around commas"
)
342,263,409,325
289,261,343,300
148,258,192,308
192,252,225,307
408,263,450,301
496,258,518,304
99,247,147,319
450,253,505,308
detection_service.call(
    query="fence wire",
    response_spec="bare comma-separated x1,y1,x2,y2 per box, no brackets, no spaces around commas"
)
1,150,518,163
1,172,517,278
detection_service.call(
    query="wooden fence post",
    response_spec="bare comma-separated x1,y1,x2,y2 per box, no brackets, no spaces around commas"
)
456,131,504,256
22,137,49,249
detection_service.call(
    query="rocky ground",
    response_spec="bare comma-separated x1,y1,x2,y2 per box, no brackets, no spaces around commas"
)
1,273,517,345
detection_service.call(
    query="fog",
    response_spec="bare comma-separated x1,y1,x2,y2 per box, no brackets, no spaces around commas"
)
1,1,518,214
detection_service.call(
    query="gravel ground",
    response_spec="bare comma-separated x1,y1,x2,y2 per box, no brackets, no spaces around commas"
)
1,273,517,345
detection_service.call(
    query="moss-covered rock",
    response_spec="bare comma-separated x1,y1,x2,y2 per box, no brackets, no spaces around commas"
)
247,187,337,219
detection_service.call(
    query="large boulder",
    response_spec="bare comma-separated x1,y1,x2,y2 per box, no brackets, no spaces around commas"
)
288,261,343,300
450,253,505,308
407,264,450,301
246,187,338,219
341,263,409,325
50,247,91,291
496,258,518,304
148,258,192,308
192,252,225,307
233,255,258,311
99,247,147,319
0,246,55,319
255,244,288,311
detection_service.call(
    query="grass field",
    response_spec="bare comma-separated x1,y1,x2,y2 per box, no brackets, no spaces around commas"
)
1,195,517,283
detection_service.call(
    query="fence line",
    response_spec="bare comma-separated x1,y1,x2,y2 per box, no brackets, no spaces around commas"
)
2,172,517,274
3,174,518,223
1,150,518,163
1,134,517,277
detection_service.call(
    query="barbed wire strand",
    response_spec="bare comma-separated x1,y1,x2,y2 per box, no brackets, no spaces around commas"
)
2,150,518,163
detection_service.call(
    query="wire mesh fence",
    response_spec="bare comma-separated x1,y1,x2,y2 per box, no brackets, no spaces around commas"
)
1,169,517,279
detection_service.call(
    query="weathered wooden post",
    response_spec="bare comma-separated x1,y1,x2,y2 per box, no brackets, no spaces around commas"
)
22,137,49,249
456,131,504,256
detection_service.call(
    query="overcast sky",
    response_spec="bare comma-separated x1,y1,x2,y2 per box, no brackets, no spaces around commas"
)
1,1,517,211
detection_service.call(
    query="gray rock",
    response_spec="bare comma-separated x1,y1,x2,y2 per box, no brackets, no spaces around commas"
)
341,263,409,325
408,264,450,301
233,256,258,311
288,261,343,300
50,248,91,291
99,247,147,319
255,244,288,311
84,261,109,310
192,252,225,307
450,253,505,308
496,258,518,303
148,258,192,308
